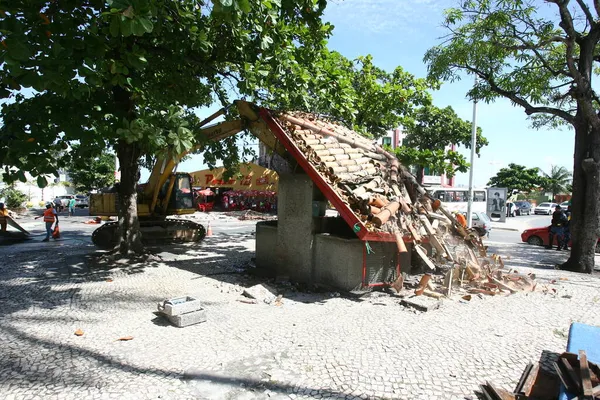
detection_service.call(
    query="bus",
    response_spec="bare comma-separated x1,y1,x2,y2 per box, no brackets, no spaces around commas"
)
426,187,487,213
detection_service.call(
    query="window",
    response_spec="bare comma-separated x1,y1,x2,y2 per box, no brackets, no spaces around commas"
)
474,191,486,202
382,137,392,146
454,191,466,202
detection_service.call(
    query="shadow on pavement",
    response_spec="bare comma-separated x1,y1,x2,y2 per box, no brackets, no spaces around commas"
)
0,322,349,399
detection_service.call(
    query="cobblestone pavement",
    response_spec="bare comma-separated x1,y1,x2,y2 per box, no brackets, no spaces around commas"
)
1,223,599,400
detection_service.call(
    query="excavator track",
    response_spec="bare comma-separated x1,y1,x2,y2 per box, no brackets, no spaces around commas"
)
91,219,207,249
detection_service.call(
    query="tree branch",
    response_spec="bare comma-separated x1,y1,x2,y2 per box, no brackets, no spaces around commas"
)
457,64,575,124
574,0,597,28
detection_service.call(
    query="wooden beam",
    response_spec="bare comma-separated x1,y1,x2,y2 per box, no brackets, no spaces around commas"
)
580,350,594,399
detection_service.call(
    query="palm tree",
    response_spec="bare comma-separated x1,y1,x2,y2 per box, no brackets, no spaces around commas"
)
543,165,572,199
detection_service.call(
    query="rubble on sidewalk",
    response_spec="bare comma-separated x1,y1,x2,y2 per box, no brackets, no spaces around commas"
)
476,351,599,400
242,283,278,304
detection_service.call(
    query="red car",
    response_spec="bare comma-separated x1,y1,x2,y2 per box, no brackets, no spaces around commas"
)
521,226,600,251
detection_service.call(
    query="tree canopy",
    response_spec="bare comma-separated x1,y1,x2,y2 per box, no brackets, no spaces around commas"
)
487,163,545,193
542,165,572,198
394,104,487,183
0,0,335,254
425,0,600,273
68,148,117,193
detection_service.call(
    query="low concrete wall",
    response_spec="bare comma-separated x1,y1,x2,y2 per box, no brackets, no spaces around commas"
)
255,222,278,275
313,234,363,291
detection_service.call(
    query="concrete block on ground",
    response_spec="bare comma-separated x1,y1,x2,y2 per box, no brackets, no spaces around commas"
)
158,296,203,316
243,284,277,304
167,309,207,328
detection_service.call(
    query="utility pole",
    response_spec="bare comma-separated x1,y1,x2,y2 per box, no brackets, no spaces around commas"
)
466,76,478,228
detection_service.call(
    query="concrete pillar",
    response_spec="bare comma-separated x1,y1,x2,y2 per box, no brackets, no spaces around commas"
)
275,172,321,283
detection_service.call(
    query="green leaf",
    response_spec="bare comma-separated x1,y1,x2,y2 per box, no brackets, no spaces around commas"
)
120,18,133,36
238,0,251,12
138,17,154,33
6,39,32,61
132,19,146,36
37,175,48,188
110,16,120,37
17,170,27,183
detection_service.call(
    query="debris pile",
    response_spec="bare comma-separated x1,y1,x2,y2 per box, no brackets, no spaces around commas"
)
277,112,534,297
478,350,599,400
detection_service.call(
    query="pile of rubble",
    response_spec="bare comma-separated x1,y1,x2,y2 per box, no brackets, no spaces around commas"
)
276,112,535,297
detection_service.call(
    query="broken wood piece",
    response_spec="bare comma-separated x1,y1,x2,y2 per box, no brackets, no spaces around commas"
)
490,277,517,294
560,357,582,393
422,289,444,299
419,215,436,235
414,273,432,296
414,246,436,274
444,268,454,297
428,234,448,259
371,201,400,227
468,288,496,296
406,220,422,243
391,274,404,293
580,350,594,398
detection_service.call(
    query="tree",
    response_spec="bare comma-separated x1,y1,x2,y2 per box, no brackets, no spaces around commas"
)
68,148,117,193
0,186,27,209
425,0,600,273
543,165,572,199
487,163,545,193
394,105,487,183
0,0,332,255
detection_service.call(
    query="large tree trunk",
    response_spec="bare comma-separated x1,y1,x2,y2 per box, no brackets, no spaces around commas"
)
116,140,144,255
562,120,600,273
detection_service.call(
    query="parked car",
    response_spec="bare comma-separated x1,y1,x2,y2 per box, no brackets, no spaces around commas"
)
521,226,600,252
533,202,557,215
462,211,492,237
506,202,518,217
75,194,89,208
513,201,532,216
560,201,570,210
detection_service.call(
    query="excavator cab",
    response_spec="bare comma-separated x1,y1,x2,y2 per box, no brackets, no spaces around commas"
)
156,172,195,215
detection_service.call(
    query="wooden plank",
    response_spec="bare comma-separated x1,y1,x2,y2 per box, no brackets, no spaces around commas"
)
414,245,436,273
561,357,582,393
580,350,594,399
490,277,517,294
422,289,444,299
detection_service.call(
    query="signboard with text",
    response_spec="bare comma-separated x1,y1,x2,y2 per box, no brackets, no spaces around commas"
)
189,163,279,192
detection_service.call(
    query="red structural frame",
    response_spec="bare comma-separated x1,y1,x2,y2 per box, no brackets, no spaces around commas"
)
259,108,403,288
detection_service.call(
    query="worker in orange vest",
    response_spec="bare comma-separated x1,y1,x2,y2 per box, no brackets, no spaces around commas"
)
455,212,467,228
0,202,9,233
35,202,59,242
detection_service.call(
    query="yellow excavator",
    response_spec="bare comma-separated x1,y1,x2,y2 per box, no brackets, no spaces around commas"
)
89,101,288,248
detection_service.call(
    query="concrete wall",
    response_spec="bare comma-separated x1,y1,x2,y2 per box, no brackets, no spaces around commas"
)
275,173,318,282
313,234,364,291
255,222,278,274
254,171,411,291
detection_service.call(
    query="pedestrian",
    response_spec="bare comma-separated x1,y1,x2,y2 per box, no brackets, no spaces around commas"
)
547,205,568,250
0,202,9,233
35,202,59,242
68,197,76,217
53,197,62,212
562,205,572,251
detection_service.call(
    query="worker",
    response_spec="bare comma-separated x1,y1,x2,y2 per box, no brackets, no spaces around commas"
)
0,202,9,233
35,202,59,242
455,212,467,228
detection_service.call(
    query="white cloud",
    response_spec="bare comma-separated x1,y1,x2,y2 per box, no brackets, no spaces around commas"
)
324,0,454,37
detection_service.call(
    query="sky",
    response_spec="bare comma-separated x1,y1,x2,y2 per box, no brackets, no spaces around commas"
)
151,0,575,187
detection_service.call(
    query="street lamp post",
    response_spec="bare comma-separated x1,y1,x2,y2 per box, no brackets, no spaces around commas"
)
466,76,478,228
